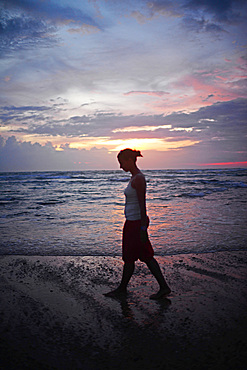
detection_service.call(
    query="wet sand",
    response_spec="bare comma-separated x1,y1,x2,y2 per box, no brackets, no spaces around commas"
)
0,252,247,370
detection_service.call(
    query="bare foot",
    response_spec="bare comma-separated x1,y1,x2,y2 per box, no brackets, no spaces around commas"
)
104,287,127,298
149,287,171,300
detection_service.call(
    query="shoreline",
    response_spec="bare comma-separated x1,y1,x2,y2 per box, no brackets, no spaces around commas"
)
1,247,246,257
1,251,247,369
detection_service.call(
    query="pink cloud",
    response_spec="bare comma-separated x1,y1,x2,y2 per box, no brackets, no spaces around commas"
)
237,57,246,66
4,76,11,82
149,71,246,114
230,74,247,79
216,75,228,81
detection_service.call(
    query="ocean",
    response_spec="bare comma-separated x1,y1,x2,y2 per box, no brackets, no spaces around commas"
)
0,169,247,256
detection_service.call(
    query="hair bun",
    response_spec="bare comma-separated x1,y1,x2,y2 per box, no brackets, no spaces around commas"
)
135,150,143,157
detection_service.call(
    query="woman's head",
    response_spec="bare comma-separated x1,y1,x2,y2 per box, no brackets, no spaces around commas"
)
117,148,143,163
117,149,143,172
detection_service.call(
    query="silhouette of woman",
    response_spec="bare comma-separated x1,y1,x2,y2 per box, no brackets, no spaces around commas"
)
104,149,171,300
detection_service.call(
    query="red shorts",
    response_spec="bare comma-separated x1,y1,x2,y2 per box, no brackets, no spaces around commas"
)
122,218,154,263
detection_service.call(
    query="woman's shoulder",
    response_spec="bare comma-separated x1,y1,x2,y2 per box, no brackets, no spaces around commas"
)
132,171,145,180
136,171,145,179
131,172,146,188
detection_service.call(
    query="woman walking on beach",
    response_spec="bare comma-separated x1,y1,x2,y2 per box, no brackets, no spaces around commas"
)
105,148,171,300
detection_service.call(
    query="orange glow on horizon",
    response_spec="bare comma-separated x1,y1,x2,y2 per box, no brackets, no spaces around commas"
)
200,161,247,166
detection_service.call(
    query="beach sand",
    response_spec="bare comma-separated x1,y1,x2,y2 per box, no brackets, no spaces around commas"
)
0,252,247,370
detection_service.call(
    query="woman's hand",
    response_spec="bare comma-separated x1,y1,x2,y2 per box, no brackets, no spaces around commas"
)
140,227,148,243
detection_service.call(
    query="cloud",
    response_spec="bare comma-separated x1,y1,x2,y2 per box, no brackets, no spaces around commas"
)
0,1,246,170
67,24,100,35
1,96,246,172
181,16,226,33
0,135,116,171
3,76,11,82
183,0,247,24
124,90,170,97
112,125,172,132
0,11,58,55
146,0,247,36
0,0,101,55
1,99,246,159
127,0,232,35
0,105,53,125
147,0,182,18
148,0,247,25
159,70,246,112
1,0,98,27
1,105,52,112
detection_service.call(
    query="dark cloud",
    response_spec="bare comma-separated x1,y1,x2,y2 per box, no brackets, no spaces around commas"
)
203,94,215,101
1,105,52,112
150,0,247,23
183,0,246,24
192,98,246,125
1,0,98,26
15,122,91,137
182,16,226,33
0,105,53,125
0,0,100,55
0,11,58,55
148,0,246,35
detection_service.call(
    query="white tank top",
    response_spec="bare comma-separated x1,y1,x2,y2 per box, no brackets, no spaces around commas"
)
124,174,143,220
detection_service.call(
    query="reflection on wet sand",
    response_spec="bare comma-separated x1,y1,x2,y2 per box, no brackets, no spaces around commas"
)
1,253,246,369
104,290,172,322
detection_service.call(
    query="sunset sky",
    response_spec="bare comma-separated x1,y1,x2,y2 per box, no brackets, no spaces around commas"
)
0,0,247,170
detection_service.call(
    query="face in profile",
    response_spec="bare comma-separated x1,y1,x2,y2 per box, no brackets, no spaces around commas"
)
118,157,132,172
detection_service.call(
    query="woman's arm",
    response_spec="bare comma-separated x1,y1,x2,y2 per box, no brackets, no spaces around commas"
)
133,174,149,243
132,174,147,228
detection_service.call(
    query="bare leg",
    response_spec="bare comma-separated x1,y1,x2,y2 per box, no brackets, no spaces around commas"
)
104,262,135,297
119,262,135,290
146,258,171,299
